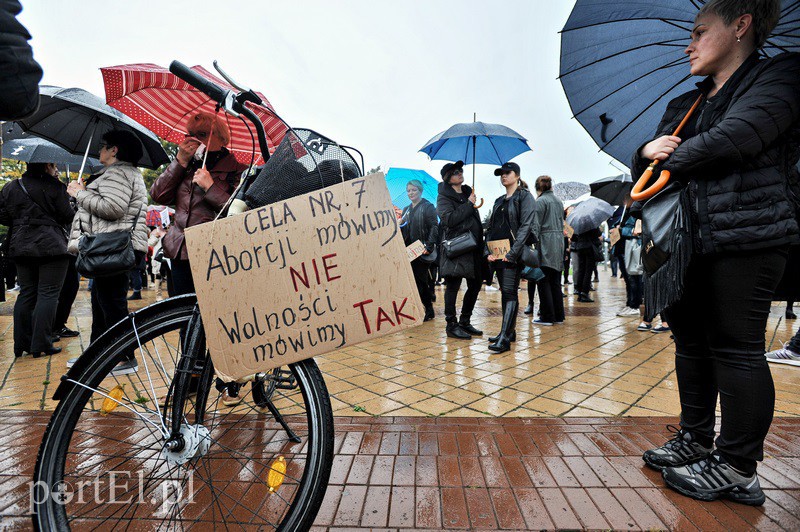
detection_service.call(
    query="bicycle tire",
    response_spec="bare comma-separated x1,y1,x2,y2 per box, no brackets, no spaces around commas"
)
34,296,334,531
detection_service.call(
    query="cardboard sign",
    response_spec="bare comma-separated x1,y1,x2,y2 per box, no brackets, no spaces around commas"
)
184,173,424,381
487,239,511,259
609,227,621,247
564,222,575,239
406,240,426,262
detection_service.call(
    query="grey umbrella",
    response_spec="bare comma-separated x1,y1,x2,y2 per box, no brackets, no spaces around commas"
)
553,181,590,202
566,196,614,234
15,86,169,170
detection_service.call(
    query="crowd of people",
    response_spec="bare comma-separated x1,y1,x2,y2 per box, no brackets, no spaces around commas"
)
0,111,242,376
1,0,799,510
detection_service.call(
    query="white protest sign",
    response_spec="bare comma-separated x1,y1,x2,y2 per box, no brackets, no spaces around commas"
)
406,240,426,262
185,172,424,381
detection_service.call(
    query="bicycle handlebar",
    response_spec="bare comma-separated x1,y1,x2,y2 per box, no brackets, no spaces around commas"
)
169,60,230,106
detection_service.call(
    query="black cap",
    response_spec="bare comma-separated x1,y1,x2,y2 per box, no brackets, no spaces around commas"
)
440,160,464,181
494,161,521,176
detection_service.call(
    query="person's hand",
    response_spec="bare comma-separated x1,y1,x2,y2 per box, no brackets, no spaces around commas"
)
192,168,214,191
176,137,202,167
641,135,682,162
502,254,511,262
66,180,85,198
487,254,497,262
468,192,477,205
421,249,430,255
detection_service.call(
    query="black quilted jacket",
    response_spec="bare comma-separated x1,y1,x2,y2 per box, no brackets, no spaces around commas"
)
632,52,800,254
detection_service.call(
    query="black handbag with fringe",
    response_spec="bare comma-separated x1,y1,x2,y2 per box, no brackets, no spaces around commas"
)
641,182,693,316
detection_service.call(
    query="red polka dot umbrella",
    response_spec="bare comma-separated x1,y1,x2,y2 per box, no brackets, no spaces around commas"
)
101,63,288,166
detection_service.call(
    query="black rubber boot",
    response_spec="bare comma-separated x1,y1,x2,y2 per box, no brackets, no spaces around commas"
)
489,302,518,353
488,331,516,343
446,321,471,339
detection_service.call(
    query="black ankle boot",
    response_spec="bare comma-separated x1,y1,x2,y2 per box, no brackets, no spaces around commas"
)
523,303,533,315
458,317,483,335
489,302,518,353
424,305,435,322
446,321,471,339
488,331,516,343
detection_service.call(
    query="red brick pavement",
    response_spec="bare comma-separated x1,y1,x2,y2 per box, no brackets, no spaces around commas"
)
1,411,798,530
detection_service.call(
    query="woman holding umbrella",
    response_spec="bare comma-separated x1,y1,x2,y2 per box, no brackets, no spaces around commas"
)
150,112,246,296
436,161,484,339
634,0,800,506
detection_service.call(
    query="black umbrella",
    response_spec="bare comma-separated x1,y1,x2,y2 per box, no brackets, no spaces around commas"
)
590,174,632,206
15,86,169,170
559,0,799,165
1,136,103,173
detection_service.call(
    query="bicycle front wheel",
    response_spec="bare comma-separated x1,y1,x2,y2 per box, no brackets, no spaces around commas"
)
34,296,334,531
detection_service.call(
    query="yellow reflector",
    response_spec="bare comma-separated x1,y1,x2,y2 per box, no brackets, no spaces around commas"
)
267,456,286,492
100,384,126,415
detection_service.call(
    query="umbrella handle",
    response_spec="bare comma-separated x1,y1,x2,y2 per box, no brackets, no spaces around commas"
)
474,198,484,209
630,164,670,201
630,94,704,202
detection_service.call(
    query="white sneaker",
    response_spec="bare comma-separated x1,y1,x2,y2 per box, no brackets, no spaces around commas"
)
617,307,640,317
765,343,800,367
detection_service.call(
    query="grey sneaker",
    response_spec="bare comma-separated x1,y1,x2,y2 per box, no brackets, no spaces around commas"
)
765,343,800,367
110,359,138,376
662,451,765,506
642,425,712,471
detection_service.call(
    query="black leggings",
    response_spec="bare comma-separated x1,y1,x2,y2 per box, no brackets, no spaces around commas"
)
667,248,787,474
495,264,522,306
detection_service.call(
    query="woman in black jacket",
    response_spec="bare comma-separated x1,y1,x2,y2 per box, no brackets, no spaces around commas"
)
401,179,438,321
0,163,74,357
484,162,535,353
570,227,601,303
436,161,484,339
634,0,800,505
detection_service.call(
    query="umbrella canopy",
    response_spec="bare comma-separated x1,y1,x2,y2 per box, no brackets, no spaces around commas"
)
553,181,590,202
566,196,614,234
101,63,289,166
559,0,800,164
385,168,440,210
1,137,102,173
420,121,531,166
590,173,633,206
15,86,169,169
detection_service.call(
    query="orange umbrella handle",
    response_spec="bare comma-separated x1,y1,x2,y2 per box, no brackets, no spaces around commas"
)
630,94,704,202
474,198,484,209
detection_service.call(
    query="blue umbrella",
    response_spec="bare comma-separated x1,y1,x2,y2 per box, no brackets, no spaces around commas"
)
420,119,531,207
384,168,440,210
559,0,799,165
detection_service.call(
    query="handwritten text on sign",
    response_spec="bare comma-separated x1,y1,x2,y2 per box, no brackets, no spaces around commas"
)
184,173,423,381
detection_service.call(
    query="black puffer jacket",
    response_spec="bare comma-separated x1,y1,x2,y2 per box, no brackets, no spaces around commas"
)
436,183,483,278
0,0,42,120
632,52,800,254
0,172,74,258
484,187,536,263
401,198,438,253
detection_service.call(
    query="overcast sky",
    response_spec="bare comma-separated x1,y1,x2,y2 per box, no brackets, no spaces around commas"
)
18,0,626,207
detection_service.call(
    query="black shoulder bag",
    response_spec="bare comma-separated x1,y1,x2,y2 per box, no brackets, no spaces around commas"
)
76,204,143,278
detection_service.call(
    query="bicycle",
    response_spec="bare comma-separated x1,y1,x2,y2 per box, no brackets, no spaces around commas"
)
33,61,364,530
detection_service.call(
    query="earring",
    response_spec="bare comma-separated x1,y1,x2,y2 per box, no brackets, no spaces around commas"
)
737,36,741,43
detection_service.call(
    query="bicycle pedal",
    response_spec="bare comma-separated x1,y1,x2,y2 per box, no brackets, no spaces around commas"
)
271,369,298,390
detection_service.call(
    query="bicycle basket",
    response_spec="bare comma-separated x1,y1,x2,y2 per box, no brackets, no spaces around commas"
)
243,128,362,208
